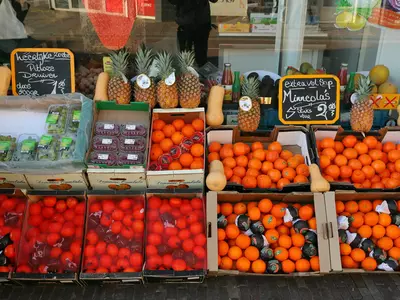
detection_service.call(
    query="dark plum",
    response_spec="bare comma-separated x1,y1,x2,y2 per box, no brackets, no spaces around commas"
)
95,122,120,136
89,151,117,166
92,136,119,151
121,124,147,137
118,136,146,152
117,152,144,166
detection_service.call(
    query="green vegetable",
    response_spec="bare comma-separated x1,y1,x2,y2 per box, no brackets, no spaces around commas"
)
46,105,68,134
59,136,75,160
0,135,16,162
37,135,58,161
13,136,38,161
68,109,81,133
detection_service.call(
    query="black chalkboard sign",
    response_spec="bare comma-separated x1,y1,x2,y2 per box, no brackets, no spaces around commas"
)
11,48,75,96
278,75,340,125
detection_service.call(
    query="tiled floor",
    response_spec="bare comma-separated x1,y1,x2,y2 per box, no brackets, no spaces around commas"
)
1,274,400,300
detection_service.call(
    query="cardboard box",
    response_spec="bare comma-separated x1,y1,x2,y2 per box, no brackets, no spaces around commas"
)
143,190,206,283
325,191,400,273
251,24,277,33
207,191,331,275
87,169,146,191
0,189,27,285
311,126,400,191
250,13,278,25
25,171,89,191
206,126,314,192
0,173,30,189
146,108,205,190
12,191,86,286
218,23,250,33
79,191,145,285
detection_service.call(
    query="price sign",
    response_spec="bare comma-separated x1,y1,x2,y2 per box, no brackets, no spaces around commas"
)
11,48,75,96
279,75,340,125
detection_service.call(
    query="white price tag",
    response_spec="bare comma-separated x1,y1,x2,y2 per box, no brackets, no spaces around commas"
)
126,124,136,130
98,154,109,160
124,139,136,145
104,124,115,130
239,96,252,112
165,72,176,86
102,139,112,145
127,154,138,160
137,74,151,89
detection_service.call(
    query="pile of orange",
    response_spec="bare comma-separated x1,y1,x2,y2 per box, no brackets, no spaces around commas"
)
317,135,400,189
217,199,320,274
208,141,309,190
337,199,400,271
150,118,205,170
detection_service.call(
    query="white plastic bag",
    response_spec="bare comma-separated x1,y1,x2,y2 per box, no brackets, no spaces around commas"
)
0,0,28,39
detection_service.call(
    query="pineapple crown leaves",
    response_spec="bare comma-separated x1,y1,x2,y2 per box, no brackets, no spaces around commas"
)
109,48,130,83
153,51,176,80
177,50,196,74
242,77,260,99
354,75,373,102
134,44,154,75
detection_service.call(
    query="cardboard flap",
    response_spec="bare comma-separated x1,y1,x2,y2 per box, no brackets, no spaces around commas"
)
324,192,342,272
206,192,218,273
233,127,275,143
313,192,331,273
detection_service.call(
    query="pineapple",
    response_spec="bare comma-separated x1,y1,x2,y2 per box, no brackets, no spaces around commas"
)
350,76,374,133
134,45,157,108
154,52,178,108
238,78,261,132
108,49,131,104
177,51,201,108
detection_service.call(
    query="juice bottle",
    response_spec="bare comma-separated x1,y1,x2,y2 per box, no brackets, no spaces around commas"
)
344,72,355,110
337,63,348,102
222,63,233,101
232,71,241,103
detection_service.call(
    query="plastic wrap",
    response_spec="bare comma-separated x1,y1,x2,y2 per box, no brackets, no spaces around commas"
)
0,93,93,174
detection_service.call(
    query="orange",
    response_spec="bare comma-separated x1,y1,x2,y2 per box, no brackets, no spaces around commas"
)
209,142,222,153
320,155,331,169
352,170,366,183
179,153,194,168
227,213,237,224
265,229,280,244
181,125,195,138
228,246,242,260
322,148,336,160
150,145,164,161
172,119,185,131
225,224,240,239
372,225,386,239
242,176,257,189
282,167,296,181
191,144,204,157
288,247,302,261
359,154,372,166
251,142,264,152
258,199,273,213
363,136,378,149
262,214,277,229
248,158,262,170
336,201,345,214
287,157,301,169
326,165,340,179
223,157,237,169
354,142,368,155
299,205,314,220
342,135,357,148
341,255,357,269
152,130,165,143
220,203,233,216
345,201,358,213
350,248,366,262
334,141,345,154
220,256,233,270
277,225,289,236
257,175,272,189
378,213,391,227
233,166,246,178
334,154,348,167
171,132,184,145
236,257,251,272
218,229,226,241
271,204,286,218
236,234,251,250
280,150,293,161
278,235,292,249
253,149,266,162
192,118,204,131
282,259,296,274
340,243,352,255
294,175,309,183
308,217,317,230
395,237,400,248
162,124,176,138
320,138,335,149
153,119,166,131
248,207,261,221
233,143,247,156
358,225,372,238
361,257,377,271
266,151,280,163
377,236,393,251
208,152,220,163
233,202,247,215
383,142,396,153
310,256,320,271
295,259,310,272
358,200,373,213
230,175,242,185
274,159,287,171
348,159,362,170
268,142,282,153
169,161,182,170
218,240,229,256
224,166,233,180
246,168,260,178
291,233,305,247
386,225,400,240
388,247,400,260
236,155,249,168
350,213,364,228
251,259,266,274
343,148,358,160
244,246,259,261
274,247,288,261
268,169,281,183
371,160,386,174
364,212,379,226
191,158,204,169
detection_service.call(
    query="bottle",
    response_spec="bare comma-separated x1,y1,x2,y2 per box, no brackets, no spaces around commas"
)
222,63,233,101
344,72,355,110
235,214,251,232
337,63,348,101
250,221,265,234
232,71,241,102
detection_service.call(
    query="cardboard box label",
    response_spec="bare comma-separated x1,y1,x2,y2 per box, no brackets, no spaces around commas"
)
0,173,30,188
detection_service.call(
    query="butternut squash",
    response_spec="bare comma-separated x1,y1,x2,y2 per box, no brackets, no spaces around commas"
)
310,163,330,192
397,105,400,126
206,85,225,126
93,72,110,101
206,160,227,191
0,66,11,96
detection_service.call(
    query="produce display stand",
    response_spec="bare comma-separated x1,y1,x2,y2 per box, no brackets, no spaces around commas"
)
143,189,206,283
207,191,331,276
11,190,86,286
86,101,150,191
325,191,400,274
146,109,206,190
79,191,144,285
206,126,314,192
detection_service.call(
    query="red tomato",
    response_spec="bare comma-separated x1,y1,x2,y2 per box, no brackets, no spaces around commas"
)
102,200,115,214
46,233,60,246
2,199,16,211
66,197,78,209
129,253,143,269
100,214,112,227
50,247,62,258
106,244,119,257
112,209,124,221
86,231,99,245
4,245,15,259
121,226,134,240
118,198,132,210
48,222,62,233
89,202,101,213
63,209,75,221
70,241,81,256
85,256,98,269
99,254,113,268
28,203,41,215
95,241,107,255
111,221,122,234
43,196,57,207
190,198,203,210
118,248,131,259
55,200,67,213
122,215,134,226
74,203,85,215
